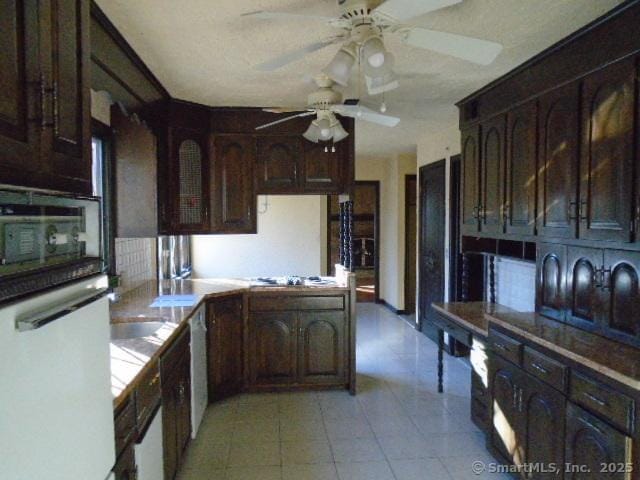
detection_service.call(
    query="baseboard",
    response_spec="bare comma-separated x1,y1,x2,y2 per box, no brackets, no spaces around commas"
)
377,298,407,316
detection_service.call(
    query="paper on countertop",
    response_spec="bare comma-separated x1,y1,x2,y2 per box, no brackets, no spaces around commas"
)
149,294,199,307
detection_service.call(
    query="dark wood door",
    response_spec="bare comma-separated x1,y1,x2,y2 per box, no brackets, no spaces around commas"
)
522,374,566,480
579,59,635,243
256,136,300,193
42,0,92,192
536,243,567,322
601,250,640,343
405,175,417,313
490,355,524,466
301,140,342,193
566,247,603,331
537,83,580,239
211,135,256,233
480,115,506,235
418,161,446,342
207,296,243,401
0,0,42,185
167,129,209,233
249,312,297,386
460,125,481,235
505,102,537,236
565,403,632,480
297,311,345,384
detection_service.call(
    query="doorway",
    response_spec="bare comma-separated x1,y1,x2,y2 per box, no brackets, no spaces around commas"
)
327,181,380,302
418,160,446,342
404,175,417,315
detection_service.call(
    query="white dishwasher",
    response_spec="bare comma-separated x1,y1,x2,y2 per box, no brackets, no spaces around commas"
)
135,407,164,480
190,307,208,438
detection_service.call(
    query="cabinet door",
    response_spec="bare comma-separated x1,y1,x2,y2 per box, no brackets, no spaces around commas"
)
162,373,178,480
113,443,137,480
566,247,603,331
256,136,300,193
301,140,342,193
211,135,256,233
249,312,297,386
176,357,191,457
579,59,634,243
490,355,524,465
461,124,481,234
207,297,243,400
601,250,640,342
167,129,209,233
0,0,42,183
537,83,580,239
480,115,506,235
298,311,345,384
505,102,537,236
41,0,92,192
536,243,567,321
522,374,566,480
565,403,632,480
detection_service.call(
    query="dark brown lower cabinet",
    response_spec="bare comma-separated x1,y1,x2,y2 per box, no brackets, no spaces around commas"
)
298,311,345,384
161,328,191,480
207,296,244,400
249,311,298,386
565,403,632,480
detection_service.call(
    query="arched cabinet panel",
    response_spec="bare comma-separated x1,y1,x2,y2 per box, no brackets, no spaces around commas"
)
602,250,640,343
249,312,297,385
256,136,300,193
298,312,345,384
481,116,506,235
536,243,566,321
566,247,603,330
461,125,481,235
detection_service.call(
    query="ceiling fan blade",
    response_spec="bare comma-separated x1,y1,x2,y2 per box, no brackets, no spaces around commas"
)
255,38,340,71
242,10,336,22
255,111,316,131
372,0,462,22
263,107,309,114
402,27,502,65
333,105,400,127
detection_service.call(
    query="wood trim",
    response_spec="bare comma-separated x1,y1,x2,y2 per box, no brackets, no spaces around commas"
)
404,174,417,313
90,0,170,99
449,155,462,301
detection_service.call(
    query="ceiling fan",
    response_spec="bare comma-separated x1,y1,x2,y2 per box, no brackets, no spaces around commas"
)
243,0,503,95
255,75,400,145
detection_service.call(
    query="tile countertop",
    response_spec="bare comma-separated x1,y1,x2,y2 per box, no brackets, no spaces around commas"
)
109,278,350,407
486,310,640,391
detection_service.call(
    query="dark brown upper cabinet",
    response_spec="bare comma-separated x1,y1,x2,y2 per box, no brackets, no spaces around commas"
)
566,246,603,330
537,83,580,240
256,136,300,193
480,115,506,236
301,140,343,193
579,59,635,243
536,243,567,322
461,124,481,235
167,128,209,234
0,0,91,195
210,135,256,234
505,102,537,236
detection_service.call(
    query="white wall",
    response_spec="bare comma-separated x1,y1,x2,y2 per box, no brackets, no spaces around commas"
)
489,258,536,312
192,195,327,278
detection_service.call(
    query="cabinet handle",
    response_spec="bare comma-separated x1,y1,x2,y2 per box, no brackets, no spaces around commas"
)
493,342,508,352
50,81,59,134
512,388,518,410
567,201,578,221
518,387,524,413
583,391,608,407
579,199,588,221
530,362,549,375
600,267,612,291
149,372,160,387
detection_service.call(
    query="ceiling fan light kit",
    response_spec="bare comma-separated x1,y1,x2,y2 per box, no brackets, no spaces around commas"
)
323,42,358,86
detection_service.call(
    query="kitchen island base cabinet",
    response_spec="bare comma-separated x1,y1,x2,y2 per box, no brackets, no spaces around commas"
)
161,327,191,480
247,294,351,391
207,295,244,401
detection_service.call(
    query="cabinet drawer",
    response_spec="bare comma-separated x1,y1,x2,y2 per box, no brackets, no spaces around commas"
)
570,372,635,435
432,314,472,346
471,371,488,406
250,295,344,312
523,346,567,392
114,398,136,459
488,329,522,365
136,361,161,432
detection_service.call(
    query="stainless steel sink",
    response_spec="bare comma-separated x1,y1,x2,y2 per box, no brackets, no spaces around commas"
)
110,321,165,340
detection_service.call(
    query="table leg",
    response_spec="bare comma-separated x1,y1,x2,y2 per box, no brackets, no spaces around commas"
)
437,328,444,393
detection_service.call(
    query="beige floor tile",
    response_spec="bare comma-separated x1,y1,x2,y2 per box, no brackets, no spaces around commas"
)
231,419,279,443
376,432,432,460
280,418,327,441
335,461,395,480
228,441,281,467
324,416,374,440
367,415,420,437
226,465,282,480
390,458,453,480
177,467,227,480
235,401,280,421
281,439,333,465
182,438,230,471
282,464,339,480
330,438,386,463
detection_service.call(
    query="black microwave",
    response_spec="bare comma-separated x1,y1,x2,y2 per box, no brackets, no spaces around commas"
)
0,188,103,303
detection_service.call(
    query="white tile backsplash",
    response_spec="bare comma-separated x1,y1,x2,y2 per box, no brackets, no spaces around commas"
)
115,238,157,293
489,257,536,312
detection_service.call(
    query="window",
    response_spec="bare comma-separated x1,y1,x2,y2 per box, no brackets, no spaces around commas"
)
91,121,116,275
158,236,192,279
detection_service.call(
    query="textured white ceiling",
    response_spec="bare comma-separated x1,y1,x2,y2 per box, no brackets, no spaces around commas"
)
96,0,623,156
